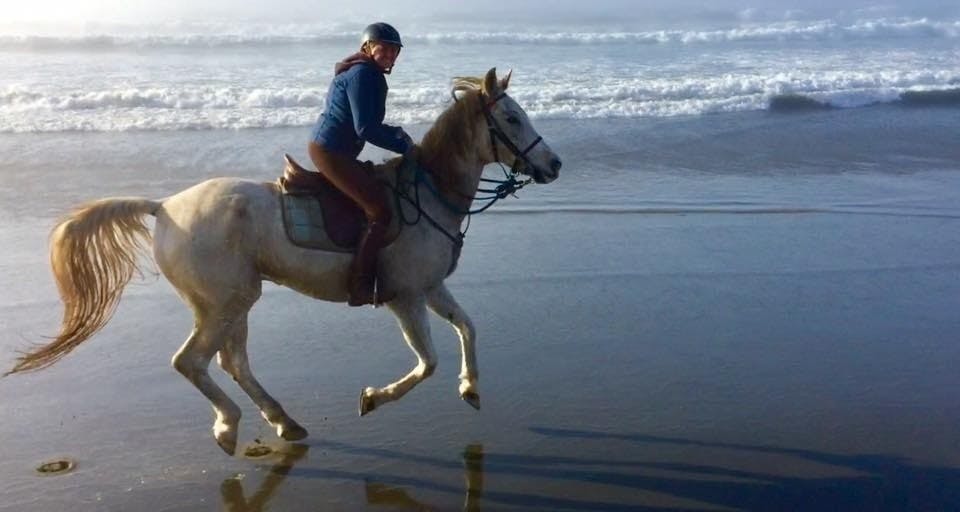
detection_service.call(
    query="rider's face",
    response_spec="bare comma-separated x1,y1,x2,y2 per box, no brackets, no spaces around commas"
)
366,42,401,73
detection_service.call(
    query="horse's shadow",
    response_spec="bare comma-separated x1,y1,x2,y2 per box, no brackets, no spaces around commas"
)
292,440,669,511
219,428,960,511
524,427,960,511
364,443,485,512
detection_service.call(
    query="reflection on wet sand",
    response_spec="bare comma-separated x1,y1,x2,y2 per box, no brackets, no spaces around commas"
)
219,443,485,511
308,440,652,511
221,443,309,512
216,428,949,511
365,444,484,511
299,429,960,510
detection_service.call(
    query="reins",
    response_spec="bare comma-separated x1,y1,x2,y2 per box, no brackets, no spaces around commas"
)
388,88,540,252
390,163,464,246
389,161,465,277
422,163,530,216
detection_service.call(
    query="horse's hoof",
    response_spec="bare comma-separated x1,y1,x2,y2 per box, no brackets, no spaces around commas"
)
359,389,377,417
215,434,238,456
279,423,309,442
461,391,481,410
214,420,239,456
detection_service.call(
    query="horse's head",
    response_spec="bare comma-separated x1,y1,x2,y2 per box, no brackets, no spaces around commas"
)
458,68,561,184
478,68,561,183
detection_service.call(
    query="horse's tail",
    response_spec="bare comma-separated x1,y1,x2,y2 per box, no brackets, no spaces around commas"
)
5,197,161,376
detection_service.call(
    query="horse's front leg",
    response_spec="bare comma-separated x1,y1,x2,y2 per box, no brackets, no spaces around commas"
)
426,284,479,410
359,293,437,416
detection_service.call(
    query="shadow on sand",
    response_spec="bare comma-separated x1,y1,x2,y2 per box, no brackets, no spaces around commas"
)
289,440,668,511
526,427,960,511
220,428,960,510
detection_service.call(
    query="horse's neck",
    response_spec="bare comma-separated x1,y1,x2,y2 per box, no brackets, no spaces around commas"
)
424,154,483,213
418,99,487,213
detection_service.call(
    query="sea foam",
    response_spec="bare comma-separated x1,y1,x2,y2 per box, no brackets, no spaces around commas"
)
1,16,958,132
2,81,958,132
0,18,957,50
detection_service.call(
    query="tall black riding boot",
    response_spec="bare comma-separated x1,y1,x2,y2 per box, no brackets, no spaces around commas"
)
348,221,387,306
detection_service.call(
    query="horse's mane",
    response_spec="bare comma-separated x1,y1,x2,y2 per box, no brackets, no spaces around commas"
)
417,77,486,198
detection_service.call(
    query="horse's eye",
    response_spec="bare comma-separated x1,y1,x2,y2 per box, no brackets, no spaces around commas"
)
506,116,521,125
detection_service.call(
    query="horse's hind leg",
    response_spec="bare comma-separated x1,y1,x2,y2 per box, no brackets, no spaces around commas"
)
359,293,437,416
426,284,480,410
172,318,243,455
217,315,308,442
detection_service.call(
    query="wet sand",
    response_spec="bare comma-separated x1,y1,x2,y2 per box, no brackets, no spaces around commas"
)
2,207,960,510
2,113,960,510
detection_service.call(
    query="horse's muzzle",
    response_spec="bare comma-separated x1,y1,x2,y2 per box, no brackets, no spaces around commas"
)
533,157,562,184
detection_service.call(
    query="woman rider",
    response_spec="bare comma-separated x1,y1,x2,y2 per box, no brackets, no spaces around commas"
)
309,22,414,307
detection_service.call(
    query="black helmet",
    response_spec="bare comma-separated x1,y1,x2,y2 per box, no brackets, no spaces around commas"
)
362,22,403,47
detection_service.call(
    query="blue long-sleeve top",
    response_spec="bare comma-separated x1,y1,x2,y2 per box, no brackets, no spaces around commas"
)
310,60,410,159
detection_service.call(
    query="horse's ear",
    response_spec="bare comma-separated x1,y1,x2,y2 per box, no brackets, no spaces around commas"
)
483,68,500,96
499,69,512,91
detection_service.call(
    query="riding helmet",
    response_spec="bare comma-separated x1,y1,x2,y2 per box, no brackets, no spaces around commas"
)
361,22,403,47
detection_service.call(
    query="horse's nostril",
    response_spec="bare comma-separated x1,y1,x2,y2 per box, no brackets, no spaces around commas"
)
550,158,562,173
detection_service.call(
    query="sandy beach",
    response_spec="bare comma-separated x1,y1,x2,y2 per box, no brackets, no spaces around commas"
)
1,106,960,509
3,3,960,505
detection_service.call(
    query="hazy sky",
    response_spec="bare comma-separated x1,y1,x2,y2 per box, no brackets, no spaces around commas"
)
2,0,957,24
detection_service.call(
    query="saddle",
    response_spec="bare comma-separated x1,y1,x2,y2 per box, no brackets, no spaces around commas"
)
278,154,391,252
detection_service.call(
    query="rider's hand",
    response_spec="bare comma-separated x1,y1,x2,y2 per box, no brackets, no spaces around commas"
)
399,131,415,149
400,131,417,159
403,143,418,161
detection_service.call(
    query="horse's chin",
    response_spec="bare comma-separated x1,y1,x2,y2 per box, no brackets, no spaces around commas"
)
530,166,557,184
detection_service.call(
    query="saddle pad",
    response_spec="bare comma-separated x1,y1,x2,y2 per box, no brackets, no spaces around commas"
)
279,188,357,252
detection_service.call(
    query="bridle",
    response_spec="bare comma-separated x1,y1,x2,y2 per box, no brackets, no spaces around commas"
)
480,92,544,176
410,87,548,216
388,89,547,273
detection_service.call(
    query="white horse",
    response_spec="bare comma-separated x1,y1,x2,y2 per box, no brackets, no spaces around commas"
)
6,68,561,455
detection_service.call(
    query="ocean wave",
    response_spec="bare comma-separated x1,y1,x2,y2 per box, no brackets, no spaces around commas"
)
3,77,958,133
1,18,958,50
0,86,325,110
0,33,357,51
767,88,960,112
898,88,960,106
768,94,834,112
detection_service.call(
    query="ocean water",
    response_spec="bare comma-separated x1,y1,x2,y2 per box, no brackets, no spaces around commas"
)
2,12,960,511
1,16,959,134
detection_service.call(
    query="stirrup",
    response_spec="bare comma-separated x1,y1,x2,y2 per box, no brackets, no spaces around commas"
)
347,283,374,307
348,282,392,308
372,279,396,307
347,270,378,307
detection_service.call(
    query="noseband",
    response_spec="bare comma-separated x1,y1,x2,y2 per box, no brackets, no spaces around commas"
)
481,92,544,175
